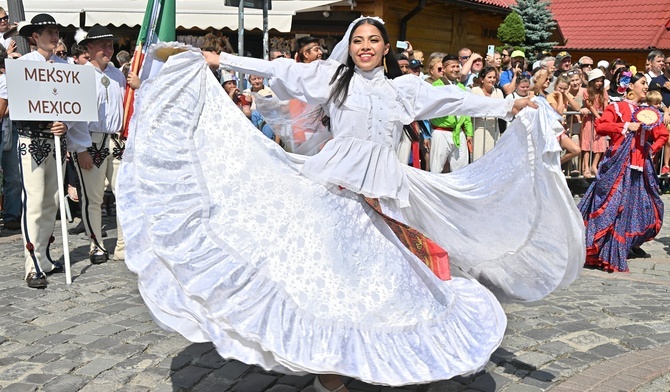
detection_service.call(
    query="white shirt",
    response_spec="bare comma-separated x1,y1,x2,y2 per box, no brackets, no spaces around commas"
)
221,53,514,207
0,74,8,133
17,51,91,152
86,62,126,134
0,36,12,53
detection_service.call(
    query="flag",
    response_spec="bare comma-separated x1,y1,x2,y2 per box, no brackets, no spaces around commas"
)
122,0,176,138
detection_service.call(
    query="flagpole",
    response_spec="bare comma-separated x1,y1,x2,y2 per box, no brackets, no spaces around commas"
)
53,135,72,284
237,0,245,90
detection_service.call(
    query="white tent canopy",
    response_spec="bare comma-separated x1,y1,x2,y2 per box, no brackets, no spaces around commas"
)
6,0,345,32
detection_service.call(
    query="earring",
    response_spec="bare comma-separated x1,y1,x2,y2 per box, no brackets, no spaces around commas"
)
383,57,388,73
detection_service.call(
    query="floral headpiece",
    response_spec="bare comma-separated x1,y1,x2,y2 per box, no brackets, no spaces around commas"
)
617,71,632,94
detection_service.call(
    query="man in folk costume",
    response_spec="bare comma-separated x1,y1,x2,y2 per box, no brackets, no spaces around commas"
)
16,14,91,288
430,54,473,173
73,25,126,265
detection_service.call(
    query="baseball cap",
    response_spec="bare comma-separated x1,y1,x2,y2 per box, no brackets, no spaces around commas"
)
556,51,572,63
409,59,422,69
510,50,525,59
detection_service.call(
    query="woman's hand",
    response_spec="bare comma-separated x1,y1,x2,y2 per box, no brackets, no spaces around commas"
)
203,51,221,68
512,98,538,115
127,71,140,90
627,122,641,132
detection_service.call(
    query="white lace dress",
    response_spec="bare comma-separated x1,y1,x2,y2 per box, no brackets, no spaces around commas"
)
118,49,584,386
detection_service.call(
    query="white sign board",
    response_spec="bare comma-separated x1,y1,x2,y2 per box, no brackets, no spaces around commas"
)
5,60,98,122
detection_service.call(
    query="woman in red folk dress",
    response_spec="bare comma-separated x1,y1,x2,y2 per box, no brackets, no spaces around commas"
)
578,73,668,272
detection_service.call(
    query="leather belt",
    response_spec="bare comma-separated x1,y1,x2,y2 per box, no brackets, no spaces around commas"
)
433,126,455,132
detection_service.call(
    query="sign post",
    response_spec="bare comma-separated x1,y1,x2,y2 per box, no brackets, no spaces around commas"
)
5,60,98,285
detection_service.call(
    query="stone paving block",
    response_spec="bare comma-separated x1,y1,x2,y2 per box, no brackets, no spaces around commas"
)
85,337,124,352
91,368,136,385
586,343,628,359
535,341,574,357
620,337,657,350
229,372,278,392
214,360,253,380
14,329,49,344
466,372,513,392
0,361,42,382
115,354,161,371
27,352,62,364
512,352,556,370
40,358,78,374
193,349,227,369
74,356,121,377
2,383,37,391
559,331,613,351
522,327,567,342
42,342,80,355
127,367,170,387
170,365,213,389
617,324,657,336
24,373,58,384
191,372,237,392
41,374,89,392
89,324,126,336
500,384,544,391
115,386,152,392
554,321,600,333
107,343,146,358
34,333,76,346
9,343,49,360
266,385,300,392
278,374,316,389
347,380,382,391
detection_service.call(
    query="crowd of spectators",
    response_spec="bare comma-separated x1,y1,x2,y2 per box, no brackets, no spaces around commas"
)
4,22,670,236
212,35,670,178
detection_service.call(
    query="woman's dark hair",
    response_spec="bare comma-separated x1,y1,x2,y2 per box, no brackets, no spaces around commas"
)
626,72,646,94
296,36,320,63
477,66,499,86
327,18,402,107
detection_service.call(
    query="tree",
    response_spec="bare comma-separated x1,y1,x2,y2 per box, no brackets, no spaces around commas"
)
512,0,557,60
497,12,526,48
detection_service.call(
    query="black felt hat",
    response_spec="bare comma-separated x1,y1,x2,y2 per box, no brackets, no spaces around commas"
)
79,25,115,46
18,14,58,37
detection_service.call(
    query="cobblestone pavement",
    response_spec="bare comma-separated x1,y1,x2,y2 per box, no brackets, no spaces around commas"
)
0,196,669,392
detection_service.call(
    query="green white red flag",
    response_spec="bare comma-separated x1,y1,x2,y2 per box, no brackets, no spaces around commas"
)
122,0,176,138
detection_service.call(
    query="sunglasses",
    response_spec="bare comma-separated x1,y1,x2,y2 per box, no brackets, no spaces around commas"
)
0,16,8,22
436,67,443,72
561,70,580,77
502,54,509,58
459,56,470,60
580,63,593,69
55,51,67,56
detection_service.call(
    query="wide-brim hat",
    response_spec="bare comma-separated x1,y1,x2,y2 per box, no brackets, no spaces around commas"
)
18,13,58,37
587,68,605,82
79,24,116,46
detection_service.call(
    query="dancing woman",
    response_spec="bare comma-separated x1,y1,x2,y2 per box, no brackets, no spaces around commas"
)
579,73,668,272
119,17,583,391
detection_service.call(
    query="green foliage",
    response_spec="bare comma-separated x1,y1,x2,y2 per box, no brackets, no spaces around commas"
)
497,12,526,47
511,0,557,60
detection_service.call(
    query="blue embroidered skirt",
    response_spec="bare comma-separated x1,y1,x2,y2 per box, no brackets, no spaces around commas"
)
578,134,663,272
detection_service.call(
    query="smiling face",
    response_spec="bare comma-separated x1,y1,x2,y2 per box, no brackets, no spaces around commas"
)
481,70,497,90
349,23,389,72
443,60,460,81
87,39,115,69
630,77,648,101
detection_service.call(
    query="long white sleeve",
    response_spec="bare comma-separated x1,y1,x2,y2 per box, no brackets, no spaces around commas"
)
394,75,515,121
219,53,337,105
66,122,92,153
